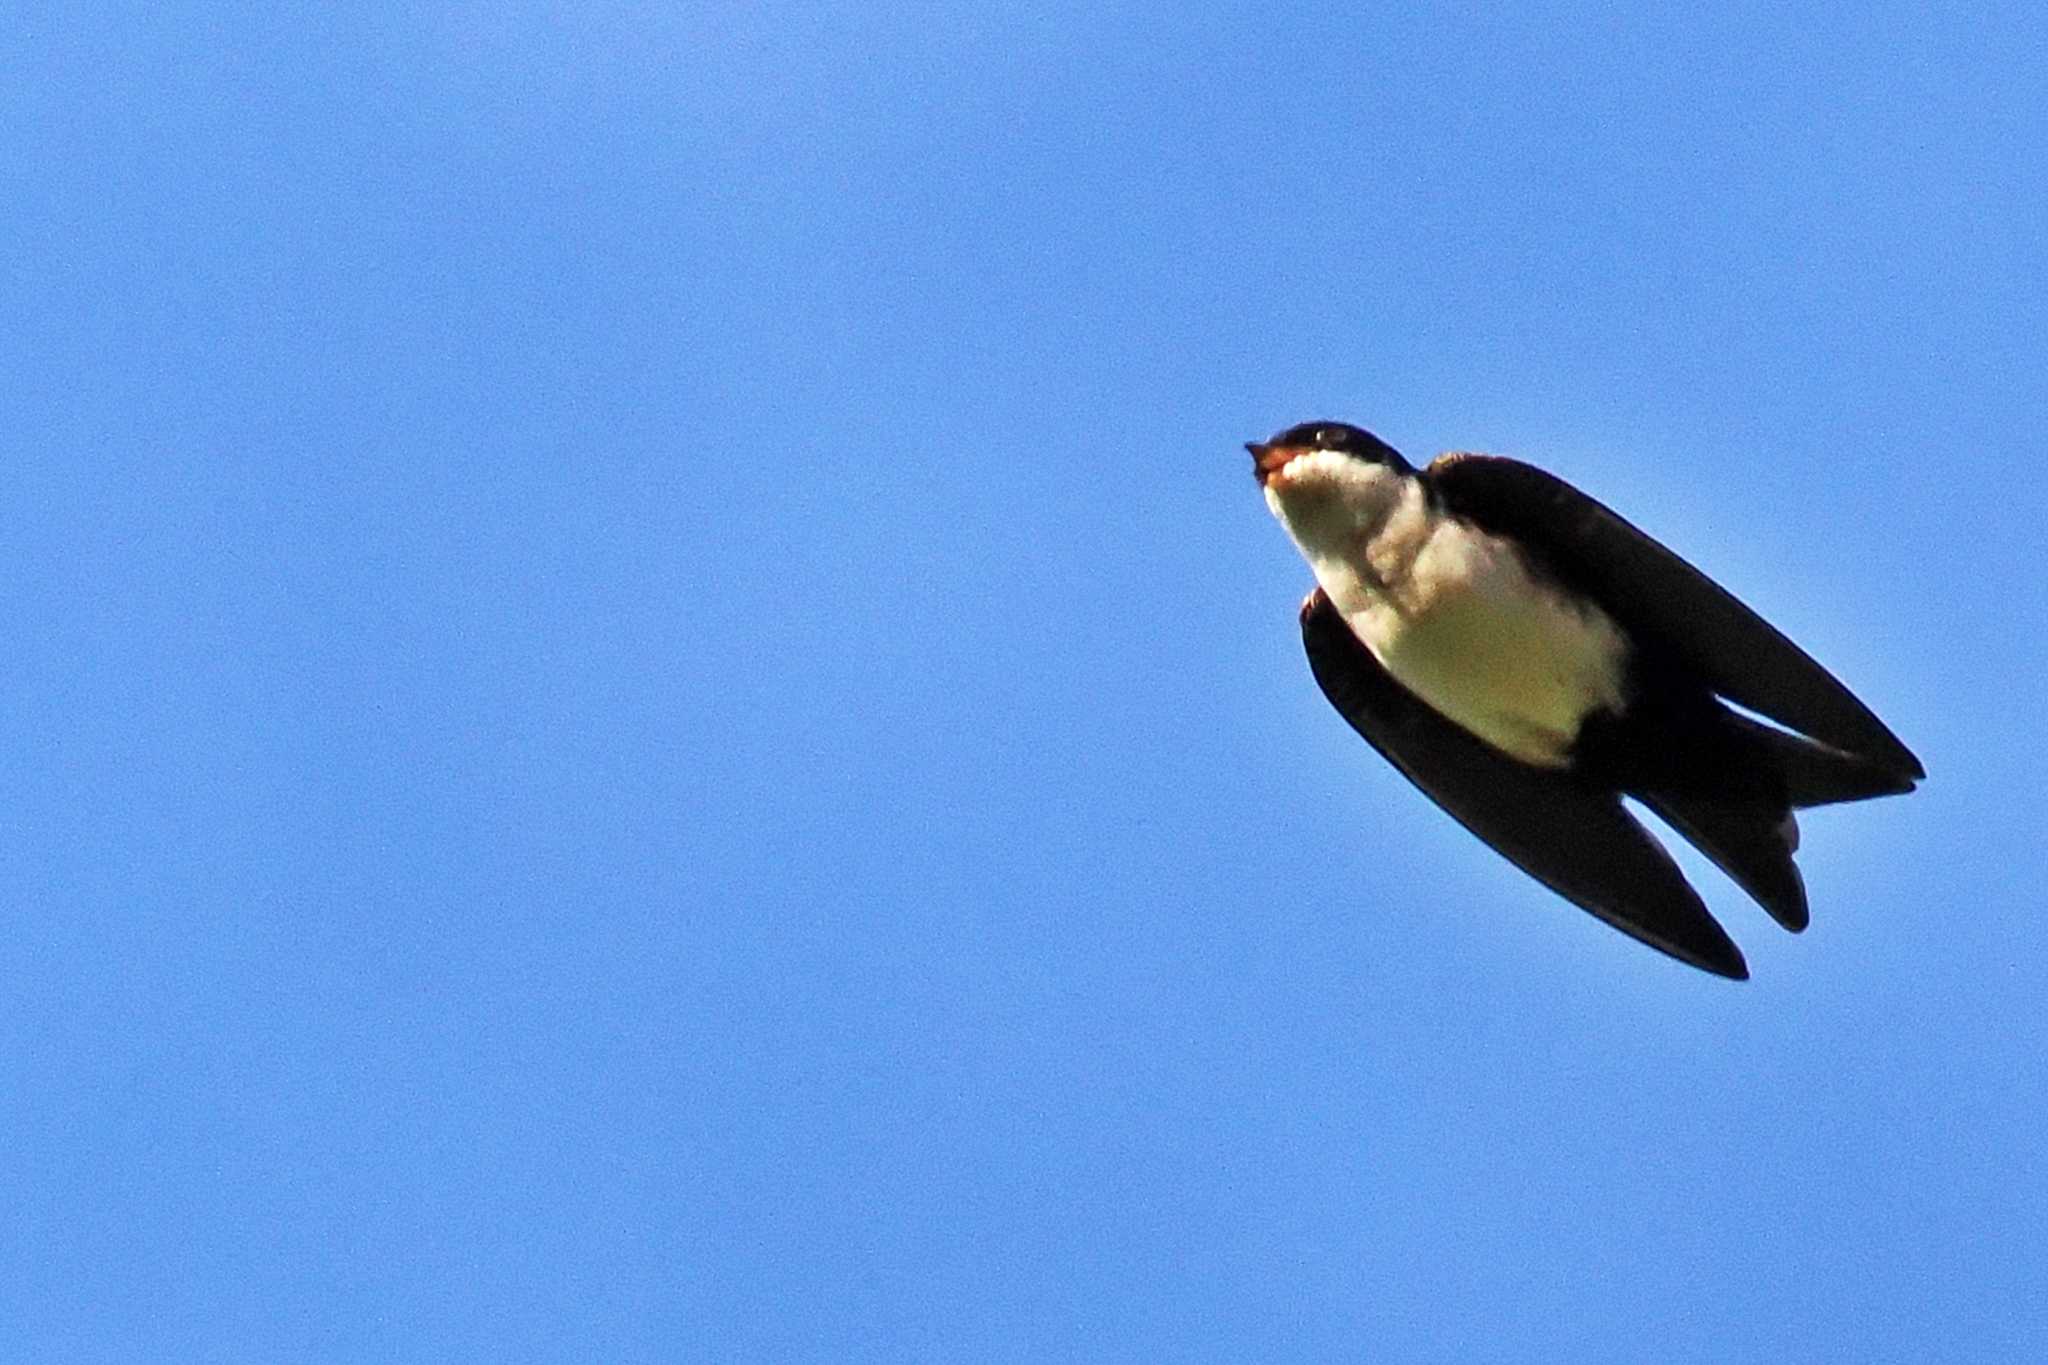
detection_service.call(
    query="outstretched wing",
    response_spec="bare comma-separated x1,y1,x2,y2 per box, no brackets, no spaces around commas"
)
1428,453,1923,782
1299,589,1747,979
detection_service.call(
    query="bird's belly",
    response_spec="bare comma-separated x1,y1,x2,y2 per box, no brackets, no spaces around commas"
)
1332,563,1629,769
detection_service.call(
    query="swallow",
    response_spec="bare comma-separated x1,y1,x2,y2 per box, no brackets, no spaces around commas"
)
1250,421,1923,979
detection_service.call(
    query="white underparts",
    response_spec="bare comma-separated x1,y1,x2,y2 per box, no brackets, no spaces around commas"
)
1266,452,1629,768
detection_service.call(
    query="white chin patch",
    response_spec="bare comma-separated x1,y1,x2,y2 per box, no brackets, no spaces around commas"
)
1265,449,1376,500
1263,455,1405,548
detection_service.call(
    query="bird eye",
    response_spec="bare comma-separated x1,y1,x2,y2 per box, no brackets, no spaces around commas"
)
1316,427,1340,448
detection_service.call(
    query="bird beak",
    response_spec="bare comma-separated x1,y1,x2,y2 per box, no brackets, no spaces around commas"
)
1247,441,1299,485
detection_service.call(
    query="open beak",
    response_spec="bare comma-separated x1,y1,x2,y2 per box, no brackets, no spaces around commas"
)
1247,441,1303,486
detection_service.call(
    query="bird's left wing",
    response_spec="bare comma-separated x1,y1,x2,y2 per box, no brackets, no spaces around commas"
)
1427,453,1923,782
1299,589,1747,979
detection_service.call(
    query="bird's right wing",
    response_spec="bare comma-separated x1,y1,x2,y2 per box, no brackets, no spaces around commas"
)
1299,589,1747,979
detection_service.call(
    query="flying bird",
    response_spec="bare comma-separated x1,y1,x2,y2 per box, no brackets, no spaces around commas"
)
1251,421,1922,979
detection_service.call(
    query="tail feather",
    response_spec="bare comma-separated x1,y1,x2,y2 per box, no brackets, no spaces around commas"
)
1582,690,1915,934
1606,707,1911,934
1639,791,1809,932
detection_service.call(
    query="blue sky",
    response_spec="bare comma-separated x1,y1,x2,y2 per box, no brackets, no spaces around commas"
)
5,3,2044,1359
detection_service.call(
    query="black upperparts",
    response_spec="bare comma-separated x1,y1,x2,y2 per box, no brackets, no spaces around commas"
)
1257,421,1412,471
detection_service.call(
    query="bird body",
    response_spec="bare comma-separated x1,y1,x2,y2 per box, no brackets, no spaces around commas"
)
1250,421,1922,979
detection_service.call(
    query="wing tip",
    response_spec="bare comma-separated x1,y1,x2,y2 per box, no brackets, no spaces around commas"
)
1657,923,1748,979
1628,921,1747,978
1660,930,1749,981
1863,730,1925,784
1823,739,1924,799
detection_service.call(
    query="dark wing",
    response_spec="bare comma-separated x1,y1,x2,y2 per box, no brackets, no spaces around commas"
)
1300,590,1747,979
1428,453,1924,781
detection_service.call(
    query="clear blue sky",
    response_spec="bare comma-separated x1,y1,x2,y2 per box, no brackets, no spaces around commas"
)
6,4,2044,1359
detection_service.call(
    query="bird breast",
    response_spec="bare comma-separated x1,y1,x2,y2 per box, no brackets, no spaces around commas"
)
1321,516,1631,769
